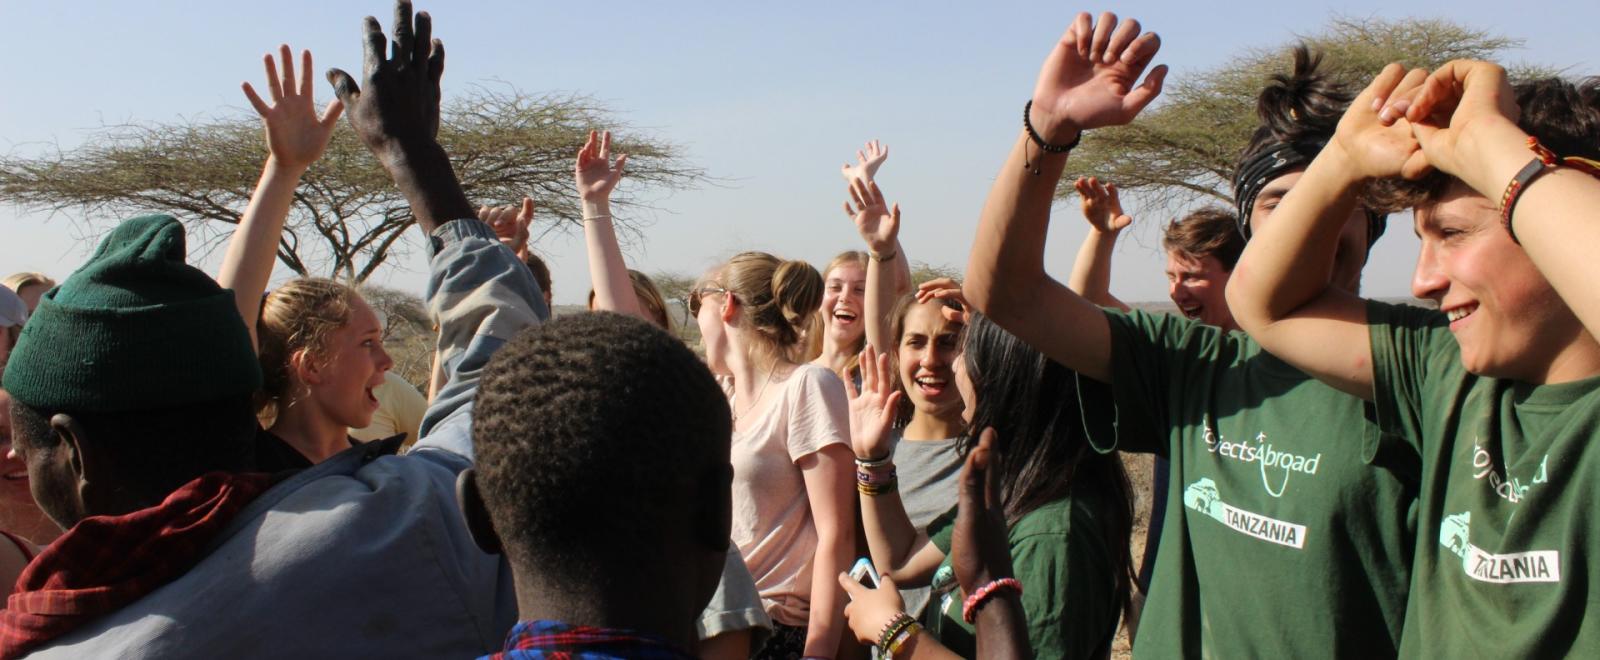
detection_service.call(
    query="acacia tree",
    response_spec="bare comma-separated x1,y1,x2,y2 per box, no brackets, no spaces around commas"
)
1063,16,1555,208
0,87,702,283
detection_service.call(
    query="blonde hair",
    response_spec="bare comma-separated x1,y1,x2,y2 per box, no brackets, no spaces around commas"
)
1,272,56,295
720,251,823,355
589,270,673,331
256,278,362,420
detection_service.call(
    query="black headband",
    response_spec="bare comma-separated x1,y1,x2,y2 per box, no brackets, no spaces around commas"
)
1231,139,1388,251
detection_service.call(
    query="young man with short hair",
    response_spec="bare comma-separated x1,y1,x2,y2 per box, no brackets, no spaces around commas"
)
459,312,734,659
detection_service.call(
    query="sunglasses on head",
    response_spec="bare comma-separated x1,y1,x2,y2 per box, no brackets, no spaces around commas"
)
688,285,731,316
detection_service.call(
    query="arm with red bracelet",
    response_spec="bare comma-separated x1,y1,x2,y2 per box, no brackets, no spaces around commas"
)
953,428,1033,660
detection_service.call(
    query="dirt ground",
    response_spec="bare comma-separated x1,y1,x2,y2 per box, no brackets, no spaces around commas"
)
1112,453,1156,660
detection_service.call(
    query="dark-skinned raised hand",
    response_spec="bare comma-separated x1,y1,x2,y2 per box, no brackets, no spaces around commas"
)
326,0,472,232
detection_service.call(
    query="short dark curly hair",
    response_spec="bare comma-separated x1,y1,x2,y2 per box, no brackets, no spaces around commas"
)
470,311,731,582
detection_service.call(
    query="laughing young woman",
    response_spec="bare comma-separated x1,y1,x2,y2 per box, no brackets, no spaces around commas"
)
693,252,856,659
814,140,912,382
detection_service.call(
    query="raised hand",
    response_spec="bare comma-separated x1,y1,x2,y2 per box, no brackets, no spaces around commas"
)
479,197,534,258
841,139,890,183
951,428,1016,594
242,46,344,172
1329,64,1431,181
844,178,901,254
1030,12,1168,143
1074,176,1132,233
575,130,628,203
326,0,443,159
845,344,903,461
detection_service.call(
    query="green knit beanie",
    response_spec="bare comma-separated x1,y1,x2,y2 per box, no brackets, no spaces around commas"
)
2,214,262,413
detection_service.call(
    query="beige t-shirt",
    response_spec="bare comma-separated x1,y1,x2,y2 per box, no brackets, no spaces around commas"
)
729,363,850,627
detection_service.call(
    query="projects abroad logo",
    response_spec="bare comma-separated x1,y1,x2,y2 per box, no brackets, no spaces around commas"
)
1201,414,1323,498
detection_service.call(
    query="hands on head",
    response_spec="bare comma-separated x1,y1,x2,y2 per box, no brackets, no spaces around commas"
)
480,197,534,258
845,178,901,254
1375,60,1524,195
841,139,890,184
575,130,628,204
1074,176,1132,233
243,46,344,172
916,278,970,326
1030,12,1168,143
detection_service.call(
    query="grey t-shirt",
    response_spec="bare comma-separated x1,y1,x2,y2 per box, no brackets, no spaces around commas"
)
892,429,963,617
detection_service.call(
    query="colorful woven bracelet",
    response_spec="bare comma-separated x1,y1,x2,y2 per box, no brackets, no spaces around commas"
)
857,479,898,496
877,612,915,651
856,468,897,486
1501,136,1600,243
962,577,1023,624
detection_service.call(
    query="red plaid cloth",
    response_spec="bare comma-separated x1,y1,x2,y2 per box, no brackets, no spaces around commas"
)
0,471,272,659
482,620,697,659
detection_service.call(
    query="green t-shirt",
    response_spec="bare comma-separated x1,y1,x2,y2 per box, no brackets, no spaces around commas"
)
924,485,1117,660
1094,309,1417,658
1368,300,1600,656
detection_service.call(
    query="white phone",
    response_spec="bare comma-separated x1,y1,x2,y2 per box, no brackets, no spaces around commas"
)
847,556,880,598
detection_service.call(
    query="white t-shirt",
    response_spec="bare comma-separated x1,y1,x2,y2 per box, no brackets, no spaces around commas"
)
728,363,850,627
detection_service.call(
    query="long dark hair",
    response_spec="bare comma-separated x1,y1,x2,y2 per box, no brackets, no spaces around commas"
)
961,312,1137,615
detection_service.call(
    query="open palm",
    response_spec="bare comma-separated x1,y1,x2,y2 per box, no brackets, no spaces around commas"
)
243,45,343,171
575,130,628,203
846,344,902,461
1030,12,1167,142
845,178,900,253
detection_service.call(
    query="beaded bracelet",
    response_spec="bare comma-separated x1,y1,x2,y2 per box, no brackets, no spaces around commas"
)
962,577,1023,623
1022,100,1082,153
877,612,915,651
886,621,923,657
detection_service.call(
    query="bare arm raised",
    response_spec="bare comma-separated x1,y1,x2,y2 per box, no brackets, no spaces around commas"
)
1066,176,1132,311
575,130,646,320
1226,64,1429,399
964,11,1165,383
218,46,343,351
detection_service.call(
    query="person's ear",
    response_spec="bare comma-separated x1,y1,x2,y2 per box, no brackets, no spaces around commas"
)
48,413,95,514
291,349,325,386
719,293,737,325
692,463,734,552
456,469,503,555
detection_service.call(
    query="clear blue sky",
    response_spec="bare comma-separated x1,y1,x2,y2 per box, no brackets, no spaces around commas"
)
2,0,1595,305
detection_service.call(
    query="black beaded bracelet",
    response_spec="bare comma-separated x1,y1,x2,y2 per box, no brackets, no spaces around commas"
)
1023,100,1083,153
